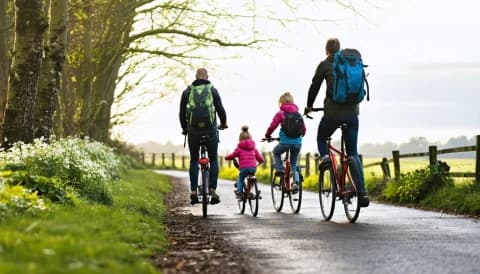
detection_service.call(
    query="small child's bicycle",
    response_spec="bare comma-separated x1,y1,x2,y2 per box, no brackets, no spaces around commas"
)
262,137,304,214
232,159,260,217
306,108,362,223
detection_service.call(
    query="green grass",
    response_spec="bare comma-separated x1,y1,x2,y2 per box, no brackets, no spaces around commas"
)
0,169,170,274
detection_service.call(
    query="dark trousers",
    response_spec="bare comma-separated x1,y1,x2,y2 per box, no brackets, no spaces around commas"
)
188,131,219,191
316,115,365,192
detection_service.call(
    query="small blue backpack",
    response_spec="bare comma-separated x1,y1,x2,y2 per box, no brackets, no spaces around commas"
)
332,48,370,104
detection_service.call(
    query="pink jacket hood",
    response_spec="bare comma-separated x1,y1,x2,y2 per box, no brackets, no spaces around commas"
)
224,139,264,169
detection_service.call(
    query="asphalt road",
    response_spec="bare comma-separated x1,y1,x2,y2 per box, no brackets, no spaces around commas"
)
156,170,480,274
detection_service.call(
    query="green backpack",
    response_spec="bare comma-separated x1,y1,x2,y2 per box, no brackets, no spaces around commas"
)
186,84,216,129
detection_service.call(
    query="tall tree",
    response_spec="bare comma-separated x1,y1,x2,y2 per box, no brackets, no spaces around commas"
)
1,0,48,148
0,1,13,126
34,0,68,140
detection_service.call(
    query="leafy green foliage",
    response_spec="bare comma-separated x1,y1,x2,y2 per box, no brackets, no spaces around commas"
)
0,137,120,206
2,171,74,205
0,183,46,216
382,161,453,204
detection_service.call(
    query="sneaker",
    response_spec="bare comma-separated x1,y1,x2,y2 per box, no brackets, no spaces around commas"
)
291,183,299,194
234,190,243,200
359,192,370,207
190,191,199,204
209,189,220,205
318,155,331,170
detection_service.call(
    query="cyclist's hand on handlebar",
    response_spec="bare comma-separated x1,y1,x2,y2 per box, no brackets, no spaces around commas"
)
304,106,312,115
218,123,228,130
181,129,188,136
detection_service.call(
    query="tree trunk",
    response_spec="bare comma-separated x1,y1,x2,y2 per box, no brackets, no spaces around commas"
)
34,0,68,140
2,0,47,148
0,0,12,127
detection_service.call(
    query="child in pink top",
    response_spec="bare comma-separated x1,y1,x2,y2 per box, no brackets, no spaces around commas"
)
225,126,264,197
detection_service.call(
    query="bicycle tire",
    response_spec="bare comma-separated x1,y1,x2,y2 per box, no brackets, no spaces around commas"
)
248,179,259,217
319,164,336,220
270,166,284,212
344,157,361,223
201,170,209,218
237,181,246,214
289,170,302,214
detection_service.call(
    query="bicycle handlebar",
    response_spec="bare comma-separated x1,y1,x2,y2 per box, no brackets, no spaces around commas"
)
261,137,280,143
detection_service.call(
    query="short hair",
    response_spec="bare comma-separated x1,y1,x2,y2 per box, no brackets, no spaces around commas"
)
195,68,208,80
325,38,340,55
239,125,251,141
278,92,294,105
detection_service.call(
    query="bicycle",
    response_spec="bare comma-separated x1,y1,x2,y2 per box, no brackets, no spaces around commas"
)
306,108,362,223
232,159,261,217
187,128,225,218
262,137,304,214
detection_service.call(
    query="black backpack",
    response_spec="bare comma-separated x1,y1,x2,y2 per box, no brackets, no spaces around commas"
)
281,111,304,138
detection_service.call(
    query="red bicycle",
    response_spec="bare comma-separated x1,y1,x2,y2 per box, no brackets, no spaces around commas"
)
306,108,361,223
262,137,303,214
232,159,260,217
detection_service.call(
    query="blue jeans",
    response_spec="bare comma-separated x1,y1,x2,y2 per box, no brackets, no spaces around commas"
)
273,143,301,181
237,167,256,193
316,115,366,192
188,131,219,191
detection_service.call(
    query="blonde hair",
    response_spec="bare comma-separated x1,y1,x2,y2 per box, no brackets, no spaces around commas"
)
239,125,252,141
278,91,294,106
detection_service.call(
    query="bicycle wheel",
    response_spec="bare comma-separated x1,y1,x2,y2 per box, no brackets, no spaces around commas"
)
270,167,284,212
237,181,246,214
201,170,209,218
288,169,302,214
319,164,336,220
247,179,259,217
344,157,361,223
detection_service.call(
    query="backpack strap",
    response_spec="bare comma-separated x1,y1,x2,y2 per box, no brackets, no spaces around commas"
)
364,77,370,101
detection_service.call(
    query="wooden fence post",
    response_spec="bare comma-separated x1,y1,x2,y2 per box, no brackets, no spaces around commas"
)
305,152,310,177
359,154,363,166
380,157,391,181
314,153,320,175
141,153,145,165
219,156,223,169
152,153,156,167
392,150,400,180
429,146,437,167
182,155,186,169
161,153,165,166
171,153,175,168
476,135,480,185
269,153,274,171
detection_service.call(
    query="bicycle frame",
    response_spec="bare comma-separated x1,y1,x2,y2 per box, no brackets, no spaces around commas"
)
326,129,357,198
198,136,210,217
282,150,292,192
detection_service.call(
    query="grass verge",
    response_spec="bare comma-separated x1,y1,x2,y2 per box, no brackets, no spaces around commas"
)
0,169,170,274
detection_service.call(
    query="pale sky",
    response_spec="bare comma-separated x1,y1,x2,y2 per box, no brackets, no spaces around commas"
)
114,0,480,154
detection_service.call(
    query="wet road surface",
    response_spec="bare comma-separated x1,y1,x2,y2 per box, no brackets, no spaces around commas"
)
156,170,480,274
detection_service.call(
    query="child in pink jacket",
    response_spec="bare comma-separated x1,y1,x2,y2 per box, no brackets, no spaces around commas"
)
225,126,264,198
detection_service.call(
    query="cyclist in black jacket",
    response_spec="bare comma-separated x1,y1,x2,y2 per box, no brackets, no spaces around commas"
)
304,38,369,207
179,68,228,204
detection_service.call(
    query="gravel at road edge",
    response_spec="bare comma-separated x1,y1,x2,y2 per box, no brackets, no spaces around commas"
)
152,177,264,274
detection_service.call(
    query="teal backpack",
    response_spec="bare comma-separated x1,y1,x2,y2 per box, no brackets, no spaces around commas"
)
186,84,216,129
332,48,370,104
